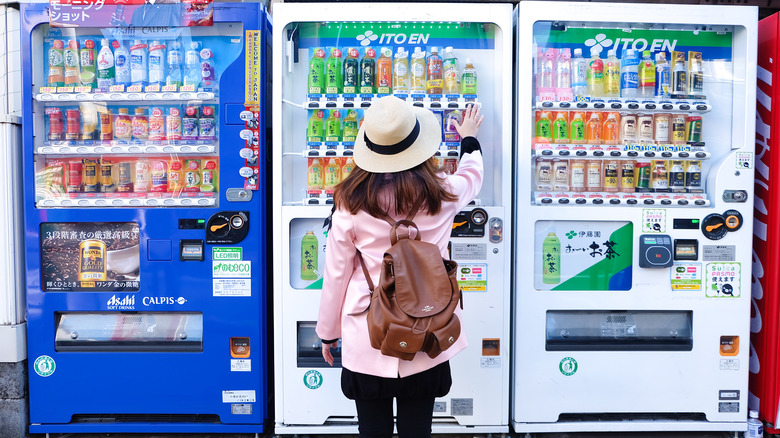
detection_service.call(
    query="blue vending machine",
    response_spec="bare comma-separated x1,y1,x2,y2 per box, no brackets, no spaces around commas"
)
21,2,270,433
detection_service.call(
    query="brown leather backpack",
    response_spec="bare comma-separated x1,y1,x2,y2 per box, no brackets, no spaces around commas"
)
357,198,463,361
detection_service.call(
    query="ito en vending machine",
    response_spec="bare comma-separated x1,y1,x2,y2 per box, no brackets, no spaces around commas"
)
21,1,270,433
513,1,757,433
750,11,780,435
272,3,513,434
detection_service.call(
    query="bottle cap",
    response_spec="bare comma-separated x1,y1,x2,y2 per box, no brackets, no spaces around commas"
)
608,50,616,57
101,38,109,46
118,108,128,114
627,49,635,56
643,50,651,57
589,46,599,56
134,108,145,115
430,46,438,53
749,410,759,419
574,48,582,56
465,58,472,65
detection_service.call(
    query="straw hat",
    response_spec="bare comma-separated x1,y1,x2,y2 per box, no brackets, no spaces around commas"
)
353,96,442,173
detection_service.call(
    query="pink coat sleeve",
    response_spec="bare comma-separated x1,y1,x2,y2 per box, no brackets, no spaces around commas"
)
446,151,484,209
315,207,357,341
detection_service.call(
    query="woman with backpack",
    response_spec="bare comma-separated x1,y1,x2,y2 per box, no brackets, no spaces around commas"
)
316,95,484,438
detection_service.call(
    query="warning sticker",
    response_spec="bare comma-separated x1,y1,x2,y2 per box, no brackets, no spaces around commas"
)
222,390,256,403
702,245,736,262
231,359,251,372
214,279,252,297
451,398,474,416
457,264,487,292
451,243,487,260
720,359,740,371
671,263,702,291
480,357,501,368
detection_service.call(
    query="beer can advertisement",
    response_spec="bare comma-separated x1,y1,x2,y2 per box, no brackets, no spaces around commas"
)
40,222,140,292
534,220,633,291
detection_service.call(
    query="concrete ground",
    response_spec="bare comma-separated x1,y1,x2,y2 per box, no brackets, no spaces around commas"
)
23,432,758,438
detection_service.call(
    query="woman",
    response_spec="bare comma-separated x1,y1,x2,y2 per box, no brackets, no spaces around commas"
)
316,95,484,438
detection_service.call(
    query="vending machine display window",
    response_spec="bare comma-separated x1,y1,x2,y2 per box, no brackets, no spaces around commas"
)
40,222,140,292
34,23,243,208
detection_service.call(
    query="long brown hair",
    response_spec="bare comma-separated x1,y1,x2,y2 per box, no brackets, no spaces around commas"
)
334,157,457,217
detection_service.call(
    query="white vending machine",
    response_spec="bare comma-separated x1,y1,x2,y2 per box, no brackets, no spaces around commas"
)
272,2,513,435
513,1,757,433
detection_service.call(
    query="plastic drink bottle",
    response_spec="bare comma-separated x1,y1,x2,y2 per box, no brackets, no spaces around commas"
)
79,40,96,87
539,48,555,89
571,48,587,99
442,46,459,95
48,40,65,87
410,47,426,94
96,39,115,90
342,110,359,143
552,112,568,144
182,106,199,140
342,48,359,94
393,48,409,94
308,48,326,94
376,47,393,94
325,48,343,94
556,49,571,89
183,42,200,88
113,41,131,86
307,159,323,191
426,46,443,94
461,58,477,95
620,49,639,98
63,40,80,86
360,48,376,94
131,108,149,140
535,111,552,140
323,158,341,192
602,112,619,145
199,106,216,141
325,110,342,143
113,108,132,141
638,50,656,98
585,112,602,144
166,41,183,87
586,47,603,98
301,231,319,280
307,111,324,143
542,232,561,284
747,410,763,438
130,40,148,86
655,52,671,97
147,41,165,86
604,50,620,98
200,48,216,87
569,112,586,144
341,157,356,180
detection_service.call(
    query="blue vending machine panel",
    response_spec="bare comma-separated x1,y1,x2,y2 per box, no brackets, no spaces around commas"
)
21,3,269,433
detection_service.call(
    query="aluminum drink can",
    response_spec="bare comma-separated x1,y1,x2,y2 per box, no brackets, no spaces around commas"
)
78,239,107,281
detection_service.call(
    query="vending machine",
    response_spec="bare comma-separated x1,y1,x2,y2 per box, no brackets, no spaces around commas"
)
514,1,757,433
750,11,780,434
21,2,270,433
272,2,513,435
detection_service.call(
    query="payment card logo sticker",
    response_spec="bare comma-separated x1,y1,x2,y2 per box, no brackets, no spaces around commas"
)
34,355,56,377
671,263,702,291
457,264,487,292
559,357,578,376
642,209,666,233
304,370,323,389
736,152,754,170
705,262,741,298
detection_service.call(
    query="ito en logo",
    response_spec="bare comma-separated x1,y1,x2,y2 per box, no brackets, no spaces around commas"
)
585,33,614,55
356,30,379,46
559,357,578,376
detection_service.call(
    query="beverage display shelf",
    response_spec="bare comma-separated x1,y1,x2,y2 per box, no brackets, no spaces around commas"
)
290,195,483,207
37,194,216,208
304,95,480,110
292,145,461,158
535,98,711,113
533,146,710,160
534,192,709,207
38,141,217,155
35,91,216,103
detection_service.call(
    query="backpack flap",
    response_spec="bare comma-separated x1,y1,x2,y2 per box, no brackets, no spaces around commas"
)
383,321,426,360
431,313,461,353
389,239,452,317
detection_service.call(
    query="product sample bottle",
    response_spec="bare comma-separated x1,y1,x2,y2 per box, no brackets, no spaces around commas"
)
604,50,620,98
325,47,343,94
571,48,588,99
637,50,656,98
410,47,426,94
442,46,459,95
620,49,638,98
308,48,325,94
586,47,604,97
343,48,359,94
586,160,603,192
393,48,410,95
426,46,443,95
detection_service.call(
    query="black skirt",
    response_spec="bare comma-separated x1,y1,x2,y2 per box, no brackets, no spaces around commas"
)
341,361,452,401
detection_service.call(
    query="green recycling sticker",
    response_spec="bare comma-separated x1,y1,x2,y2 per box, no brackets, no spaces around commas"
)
559,357,578,376
304,370,323,389
34,355,56,377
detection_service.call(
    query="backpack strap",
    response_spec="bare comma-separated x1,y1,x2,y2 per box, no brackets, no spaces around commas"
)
356,251,375,293
378,195,426,227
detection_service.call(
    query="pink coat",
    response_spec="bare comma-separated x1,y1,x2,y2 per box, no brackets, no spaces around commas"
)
316,152,484,378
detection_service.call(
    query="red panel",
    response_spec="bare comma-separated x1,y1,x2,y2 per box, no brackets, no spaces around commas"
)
753,12,780,433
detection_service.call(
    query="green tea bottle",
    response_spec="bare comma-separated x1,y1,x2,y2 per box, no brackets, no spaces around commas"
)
301,231,319,280
542,232,561,284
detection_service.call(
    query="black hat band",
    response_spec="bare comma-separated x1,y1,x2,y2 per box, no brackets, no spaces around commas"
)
364,119,420,156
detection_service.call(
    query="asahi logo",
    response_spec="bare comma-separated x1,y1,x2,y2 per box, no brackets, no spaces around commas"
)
107,294,135,310
584,32,678,55
356,30,430,46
